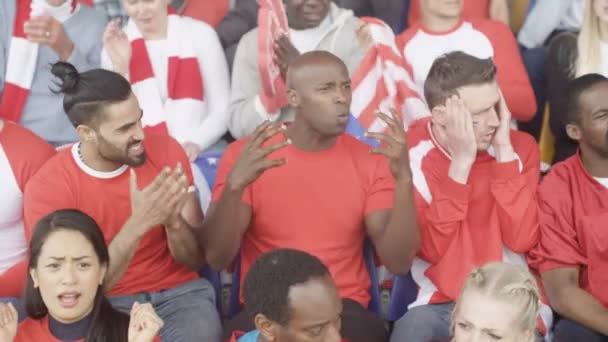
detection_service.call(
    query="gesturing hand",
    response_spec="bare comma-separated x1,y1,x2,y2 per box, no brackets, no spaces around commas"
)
24,16,73,61
273,34,300,79
0,303,17,342
441,96,477,165
226,121,290,191
103,18,131,76
128,302,163,342
365,109,412,182
129,165,188,232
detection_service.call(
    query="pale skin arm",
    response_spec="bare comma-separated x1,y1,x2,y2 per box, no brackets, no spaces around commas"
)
542,267,608,335
490,0,510,26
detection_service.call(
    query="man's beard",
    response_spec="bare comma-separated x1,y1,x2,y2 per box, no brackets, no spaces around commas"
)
97,135,147,167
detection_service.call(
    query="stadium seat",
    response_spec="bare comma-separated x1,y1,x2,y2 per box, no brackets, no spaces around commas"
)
387,272,418,322
199,265,224,315
227,240,384,319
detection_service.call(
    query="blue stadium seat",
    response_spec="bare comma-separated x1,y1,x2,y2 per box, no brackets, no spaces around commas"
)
387,272,418,322
199,264,223,315
227,240,383,319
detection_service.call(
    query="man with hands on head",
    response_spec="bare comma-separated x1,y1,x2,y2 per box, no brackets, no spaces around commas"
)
201,51,419,342
390,51,544,342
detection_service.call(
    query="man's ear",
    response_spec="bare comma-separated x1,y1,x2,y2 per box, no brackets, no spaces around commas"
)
431,105,448,126
76,124,97,143
255,313,278,341
287,88,299,108
566,123,582,142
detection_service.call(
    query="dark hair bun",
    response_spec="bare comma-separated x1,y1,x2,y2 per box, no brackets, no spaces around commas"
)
51,62,80,94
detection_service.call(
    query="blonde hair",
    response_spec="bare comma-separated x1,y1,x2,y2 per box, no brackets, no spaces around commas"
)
576,0,604,76
453,263,541,342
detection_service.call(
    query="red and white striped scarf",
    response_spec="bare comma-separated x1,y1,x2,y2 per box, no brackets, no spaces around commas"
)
125,14,205,140
0,0,78,123
350,17,428,132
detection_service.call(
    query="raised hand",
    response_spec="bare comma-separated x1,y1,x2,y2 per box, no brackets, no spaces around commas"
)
129,165,188,232
226,121,290,191
365,109,411,182
0,303,17,342
355,20,373,51
24,16,73,61
182,142,202,162
128,302,163,342
273,34,300,79
492,90,513,150
103,18,131,76
443,96,477,165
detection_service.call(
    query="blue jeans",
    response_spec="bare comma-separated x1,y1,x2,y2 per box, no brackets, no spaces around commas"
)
109,278,222,342
0,297,25,322
390,302,454,342
553,318,608,342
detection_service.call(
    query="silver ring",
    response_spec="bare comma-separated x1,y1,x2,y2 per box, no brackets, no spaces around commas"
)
45,31,51,38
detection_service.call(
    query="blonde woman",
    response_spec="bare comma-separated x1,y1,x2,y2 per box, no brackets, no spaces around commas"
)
451,262,541,342
547,0,608,163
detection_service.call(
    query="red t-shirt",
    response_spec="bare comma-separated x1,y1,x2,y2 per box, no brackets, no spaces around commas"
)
212,134,395,307
0,121,55,297
408,0,490,26
23,134,198,295
528,154,608,307
15,316,161,342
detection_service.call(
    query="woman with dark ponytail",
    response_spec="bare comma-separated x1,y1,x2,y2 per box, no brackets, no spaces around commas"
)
0,209,162,342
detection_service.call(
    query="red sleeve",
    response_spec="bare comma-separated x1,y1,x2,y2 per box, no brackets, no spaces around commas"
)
490,132,540,253
211,141,252,205
23,161,75,242
417,174,472,264
2,122,56,192
364,157,395,215
528,170,586,273
0,259,27,297
475,20,536,122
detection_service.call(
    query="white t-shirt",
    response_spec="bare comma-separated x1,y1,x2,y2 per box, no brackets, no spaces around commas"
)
594,176,608,188
601,41,608,77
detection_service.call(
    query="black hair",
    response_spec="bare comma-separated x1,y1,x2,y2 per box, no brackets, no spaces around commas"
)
564,73,608,125
243,248,330,326
51,62,131,128
24,209,130,342
424,51,497,110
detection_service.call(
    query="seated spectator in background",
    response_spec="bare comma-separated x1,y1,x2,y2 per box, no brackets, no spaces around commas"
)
0,120,55,310
102,0,230,162
528,74,608,341
0,209,163,342
179,0,229,27
390,52,546,342
216,0,405,71
546,0,608,163
517,0,585,50
452,262,542,342
23,62,222,342
408,0,510,27
396,0,536,122
227,249,345,342
227,0,373,139
0,0,106,147
203,51,420,342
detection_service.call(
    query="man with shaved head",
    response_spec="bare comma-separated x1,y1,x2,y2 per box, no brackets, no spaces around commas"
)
201,51,420,342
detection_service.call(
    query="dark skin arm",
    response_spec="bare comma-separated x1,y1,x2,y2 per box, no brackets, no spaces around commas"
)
199,122,290,270
364,110,420,274
542,267,608,335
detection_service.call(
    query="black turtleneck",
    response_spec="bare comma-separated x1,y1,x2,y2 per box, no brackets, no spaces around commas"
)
48,313,92,341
